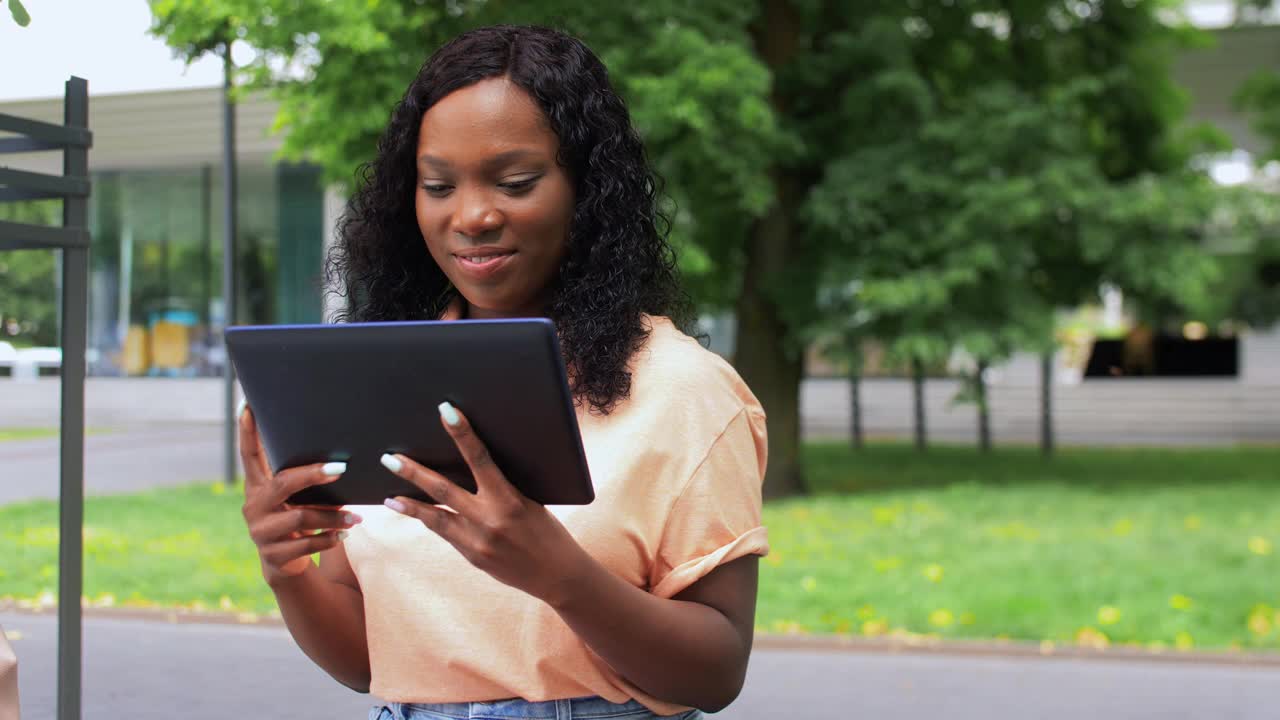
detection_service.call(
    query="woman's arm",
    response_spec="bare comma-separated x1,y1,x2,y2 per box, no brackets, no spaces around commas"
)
269,542,372,693
548,554,758,712
381,404,761,712
238,407,371,692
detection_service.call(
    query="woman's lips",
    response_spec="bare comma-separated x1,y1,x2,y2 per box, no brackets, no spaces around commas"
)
452,251,516,281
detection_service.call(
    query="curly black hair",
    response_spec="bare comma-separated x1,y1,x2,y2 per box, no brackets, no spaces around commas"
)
327,24,694,415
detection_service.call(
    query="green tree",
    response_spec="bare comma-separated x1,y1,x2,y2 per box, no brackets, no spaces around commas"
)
1237,70,1280,162
4,0,30,27
149,0,1229,492
0,200,60,347
808,2,1223,453
1233,0,1280,156
150,0,803,492
1226,2,1280,330
1195,186,1280,329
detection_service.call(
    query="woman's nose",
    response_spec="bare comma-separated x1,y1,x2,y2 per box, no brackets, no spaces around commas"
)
451,187,504,238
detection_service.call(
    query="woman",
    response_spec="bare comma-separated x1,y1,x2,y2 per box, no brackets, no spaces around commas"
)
238,24,768,720
0,621,16,720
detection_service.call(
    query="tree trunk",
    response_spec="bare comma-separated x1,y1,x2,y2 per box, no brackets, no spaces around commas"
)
1040,350,1054,456
849,363,863,449
736,0,806,500
976,359,991,452
734,188,805,499
911,357,927,451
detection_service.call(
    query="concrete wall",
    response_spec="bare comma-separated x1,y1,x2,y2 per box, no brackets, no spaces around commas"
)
804,377,1280,446
799,328,1280,446
3,368,1277,446
1242,327,1280,383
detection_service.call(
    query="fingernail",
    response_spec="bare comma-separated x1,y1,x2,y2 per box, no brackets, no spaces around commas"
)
384,498,407,514
438,401,460,427
236,397,248,420
336,530,349,542
380,454,403,473
322,462,347,477
343,512,361,526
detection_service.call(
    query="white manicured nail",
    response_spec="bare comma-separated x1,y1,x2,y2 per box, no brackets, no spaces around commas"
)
380,454,403,473
336,530,349,542
322,462,347,477
235,397,248,420
438,401,460,427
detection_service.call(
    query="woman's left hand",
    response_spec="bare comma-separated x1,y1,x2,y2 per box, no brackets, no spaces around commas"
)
380,402,593,606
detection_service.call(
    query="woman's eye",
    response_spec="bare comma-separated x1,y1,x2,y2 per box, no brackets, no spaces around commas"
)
421,183,452,196
499,178,538,195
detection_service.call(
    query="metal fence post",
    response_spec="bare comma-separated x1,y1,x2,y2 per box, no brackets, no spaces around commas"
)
0,75,92,720
57,75,90,720
223,45,239,487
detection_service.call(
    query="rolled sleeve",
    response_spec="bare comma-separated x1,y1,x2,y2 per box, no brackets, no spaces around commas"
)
649,407,770,599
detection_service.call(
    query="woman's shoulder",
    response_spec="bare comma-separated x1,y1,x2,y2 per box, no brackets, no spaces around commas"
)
631,315,764,426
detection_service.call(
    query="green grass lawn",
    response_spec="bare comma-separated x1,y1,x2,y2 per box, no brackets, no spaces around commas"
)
0,427,111,442
1,444,1277,652
0,428,61,442
762,444,1280,652
0,482,264,614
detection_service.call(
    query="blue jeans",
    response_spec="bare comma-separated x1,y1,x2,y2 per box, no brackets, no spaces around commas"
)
369,696,703,719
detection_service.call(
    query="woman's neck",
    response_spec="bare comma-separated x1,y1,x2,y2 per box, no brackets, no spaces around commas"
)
460,298,550,320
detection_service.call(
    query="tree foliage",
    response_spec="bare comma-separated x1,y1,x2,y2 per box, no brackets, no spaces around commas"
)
4,0,30,27
0,201,60,347
148,0,1264,487
806,2,1224,434
149,1,784,308
1237,70,1280,162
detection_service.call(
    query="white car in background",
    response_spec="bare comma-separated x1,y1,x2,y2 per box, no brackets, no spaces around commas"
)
0,341,63,380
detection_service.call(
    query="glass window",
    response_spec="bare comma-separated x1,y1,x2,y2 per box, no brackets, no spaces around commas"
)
86,162,323,377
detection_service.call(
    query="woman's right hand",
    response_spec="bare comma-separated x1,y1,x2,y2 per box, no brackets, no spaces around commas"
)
238,403,362,584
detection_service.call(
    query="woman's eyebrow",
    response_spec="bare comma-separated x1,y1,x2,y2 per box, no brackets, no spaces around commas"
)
418,148,542,172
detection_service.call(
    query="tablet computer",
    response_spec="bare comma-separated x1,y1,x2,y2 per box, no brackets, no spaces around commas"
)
224,319,594,507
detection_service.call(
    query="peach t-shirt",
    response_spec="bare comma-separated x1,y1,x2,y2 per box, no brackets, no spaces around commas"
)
342,314,769,715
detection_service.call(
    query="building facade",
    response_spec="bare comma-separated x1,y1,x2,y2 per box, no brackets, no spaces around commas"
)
1,87,336,377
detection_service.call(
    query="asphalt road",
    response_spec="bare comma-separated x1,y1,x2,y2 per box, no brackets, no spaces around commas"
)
4,612,1278,719
0,424,225,505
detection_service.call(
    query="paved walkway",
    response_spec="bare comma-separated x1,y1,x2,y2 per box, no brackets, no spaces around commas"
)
5,612,1278,719
5,416,1280,719
0,424,224,505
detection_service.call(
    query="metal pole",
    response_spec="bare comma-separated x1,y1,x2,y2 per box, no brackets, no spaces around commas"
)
57,75,89,720
200,165,212,331
977,360,991,452
1041,350,1054,456
912,356,927,451
848,360,863,450
222,45,239,486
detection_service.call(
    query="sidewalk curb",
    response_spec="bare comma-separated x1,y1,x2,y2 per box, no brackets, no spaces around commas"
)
750,633,1280,668
5,602,1279,668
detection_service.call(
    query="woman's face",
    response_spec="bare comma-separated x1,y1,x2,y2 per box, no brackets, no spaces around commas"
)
415,77,575,319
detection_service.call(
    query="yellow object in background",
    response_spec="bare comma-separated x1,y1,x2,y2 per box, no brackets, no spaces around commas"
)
123,325,150,375
150,320,190,370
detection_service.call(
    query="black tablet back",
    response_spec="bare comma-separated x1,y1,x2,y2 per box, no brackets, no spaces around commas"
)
225,319,594,507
